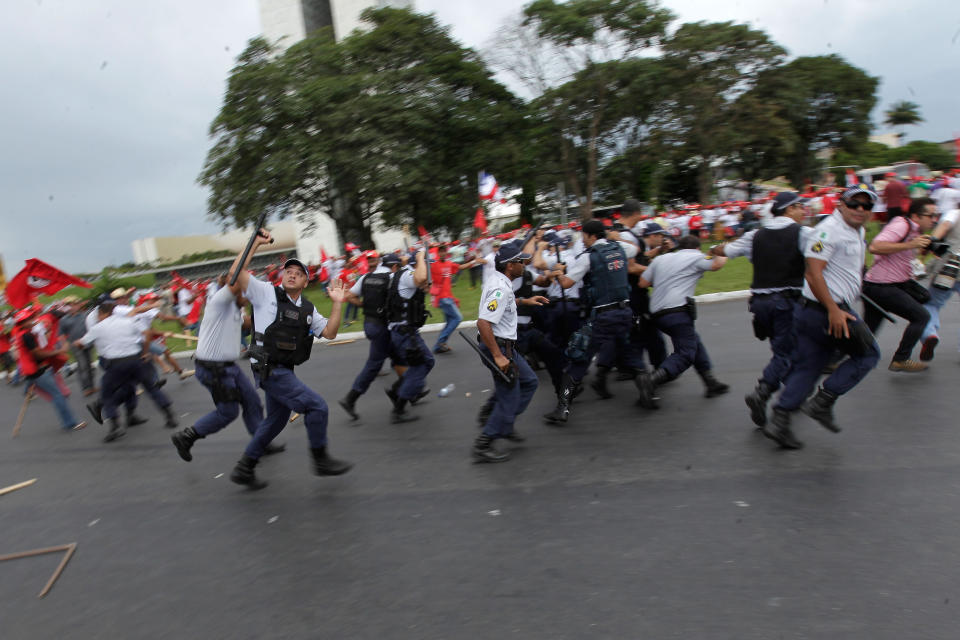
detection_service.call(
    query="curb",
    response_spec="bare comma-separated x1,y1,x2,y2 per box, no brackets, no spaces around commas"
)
168,289,752,359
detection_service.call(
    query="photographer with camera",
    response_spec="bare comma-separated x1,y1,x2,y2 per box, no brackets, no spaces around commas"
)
863,197,936,372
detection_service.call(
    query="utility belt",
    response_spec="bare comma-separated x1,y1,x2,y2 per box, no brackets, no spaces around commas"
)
801,297,854,314
652,297,697,321
246,344,291,382
593,300,629,314
101,354,141,369
549,297,579,305
750,289,801,299
196,359,235,371
391,323,420,336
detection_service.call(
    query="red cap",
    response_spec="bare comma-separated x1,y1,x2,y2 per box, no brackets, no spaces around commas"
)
14,308,36,324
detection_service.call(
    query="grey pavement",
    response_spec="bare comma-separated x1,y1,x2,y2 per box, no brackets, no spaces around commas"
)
1,299,960,639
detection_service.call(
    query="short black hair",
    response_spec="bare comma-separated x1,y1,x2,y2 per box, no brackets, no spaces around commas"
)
678,235,701,250
621,199,642,215
582,220,607,238
98,301,116,315
908,197,935,216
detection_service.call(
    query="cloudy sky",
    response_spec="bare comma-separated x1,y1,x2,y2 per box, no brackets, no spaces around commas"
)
2,0,957,273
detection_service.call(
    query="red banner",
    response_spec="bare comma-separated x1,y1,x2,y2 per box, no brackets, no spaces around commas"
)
5,259,91,308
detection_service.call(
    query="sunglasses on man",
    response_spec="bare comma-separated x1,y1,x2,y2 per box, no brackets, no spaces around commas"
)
842,200,874,211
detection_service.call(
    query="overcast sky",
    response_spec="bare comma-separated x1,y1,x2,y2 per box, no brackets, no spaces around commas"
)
2,0,957,273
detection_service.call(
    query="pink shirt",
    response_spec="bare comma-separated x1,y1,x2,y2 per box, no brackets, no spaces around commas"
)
865,216,918,284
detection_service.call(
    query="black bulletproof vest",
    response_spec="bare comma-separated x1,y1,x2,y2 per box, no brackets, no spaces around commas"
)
584,242,630,307
258,287,315,367
751,223,805,289
515,269,534,318
361,272,391,320
387,270,427,328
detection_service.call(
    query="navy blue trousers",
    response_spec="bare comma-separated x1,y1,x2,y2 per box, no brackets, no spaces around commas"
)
654,311,712,380
548,299,582,356
350,320,397,395
479,342,538,439
516,324,564,392
101,358,171,420
389,328,435,401
568,308,642,382
194,362,263,437
748,294,799,389
774,304,880,411
244,367,328,460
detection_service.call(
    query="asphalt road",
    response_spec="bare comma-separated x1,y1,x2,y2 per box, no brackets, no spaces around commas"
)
2,299,959,639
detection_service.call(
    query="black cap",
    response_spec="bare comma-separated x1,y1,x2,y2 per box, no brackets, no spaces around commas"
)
771,191,807,214
582,219,607,237
495,239,532,264
282,258,309,275
641,221,668,237
381,253,401,266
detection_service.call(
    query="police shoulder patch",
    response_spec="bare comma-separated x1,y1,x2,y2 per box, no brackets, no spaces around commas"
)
811,241,824,254
486,299,498,312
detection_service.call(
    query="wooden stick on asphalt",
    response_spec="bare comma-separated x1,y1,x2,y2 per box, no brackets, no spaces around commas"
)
0,478,37,497
0,542,77,598
289,412,301,423
164,332,200,342
11,387,35,438
325,339,357,346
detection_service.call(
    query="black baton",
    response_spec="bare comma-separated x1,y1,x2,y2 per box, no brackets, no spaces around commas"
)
860,292,897,324
228,210,273,287
458,330,512,384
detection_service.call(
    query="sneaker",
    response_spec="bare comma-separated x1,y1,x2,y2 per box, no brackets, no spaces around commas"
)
919,336,939,362
435,344,451,354
889,359,928,373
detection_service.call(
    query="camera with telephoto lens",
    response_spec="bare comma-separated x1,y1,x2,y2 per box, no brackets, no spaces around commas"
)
927,239,950,258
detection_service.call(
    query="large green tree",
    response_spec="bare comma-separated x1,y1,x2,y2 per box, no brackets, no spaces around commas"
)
747,54,878,187
199,8,523,243
655,21,786,202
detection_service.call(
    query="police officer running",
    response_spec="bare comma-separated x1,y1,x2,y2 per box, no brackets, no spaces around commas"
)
713,191,814,426
544,220,643,424
385,247,434,424
229,230,352,489
473,239,547,462
636,235,729,407
170,280,280,462
339,252,405,420
762,185,882,449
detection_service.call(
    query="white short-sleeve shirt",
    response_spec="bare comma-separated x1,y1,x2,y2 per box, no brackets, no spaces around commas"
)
802,211,866,306
195,286,243,362
479,270,518,340
79,315,145,359
244,277,328,346
645,249,716,313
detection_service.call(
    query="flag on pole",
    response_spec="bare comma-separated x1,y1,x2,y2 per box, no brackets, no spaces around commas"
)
473,207,488,233
478,171,498,200
5,258,91,309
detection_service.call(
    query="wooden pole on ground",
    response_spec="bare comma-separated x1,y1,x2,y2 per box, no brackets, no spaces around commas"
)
11,387,35,438
0,542,78,598
0,478,37,497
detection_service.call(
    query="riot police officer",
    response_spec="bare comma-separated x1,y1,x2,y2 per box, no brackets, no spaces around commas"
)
339,252,404,420
544,220,642,424
472,239,547,462
713,191,815,427
386,247,434,423
228,230,352,490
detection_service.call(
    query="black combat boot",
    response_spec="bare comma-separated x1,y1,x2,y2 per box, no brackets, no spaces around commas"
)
762,408,803,450
503,431,526,443
802,386,841,433
230,455,268,489
161,404,178,429
385,378,402,405
472,434,511,463
476,397,495,428
263,442,286,455
411,387,431,405
635,368,670,410
391,397,420,424
339,389,361,420
103,417,126,443
744,380,777,427
699,370,730,398
87,400,103,425
311,447,353,476
544,374,576,424
126,408,148,427
590,366,614,399
171,426,203,462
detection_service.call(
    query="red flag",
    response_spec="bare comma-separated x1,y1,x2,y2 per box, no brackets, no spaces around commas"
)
319,246,328,263
5,258,91,308
473,207,487,233
417,225,429,238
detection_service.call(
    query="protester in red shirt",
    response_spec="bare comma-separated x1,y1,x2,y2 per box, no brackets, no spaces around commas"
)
883,172,909,220
430,245,475,353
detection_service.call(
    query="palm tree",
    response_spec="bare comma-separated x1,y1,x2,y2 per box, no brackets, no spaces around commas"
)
884,100,923,145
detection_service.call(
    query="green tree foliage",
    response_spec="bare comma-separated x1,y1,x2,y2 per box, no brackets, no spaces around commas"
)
884,100,923,127
747,55,878,187
199,8,522,243
655,21,786,202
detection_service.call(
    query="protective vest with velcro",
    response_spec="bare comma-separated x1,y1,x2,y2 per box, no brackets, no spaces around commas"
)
361,272,391,321
256,287,315,367
584,242,630,307
751,224,805,289
515,269,534,318
387,270,427,328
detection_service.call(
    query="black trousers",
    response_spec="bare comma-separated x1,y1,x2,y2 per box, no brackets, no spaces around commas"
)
862,281,930,362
